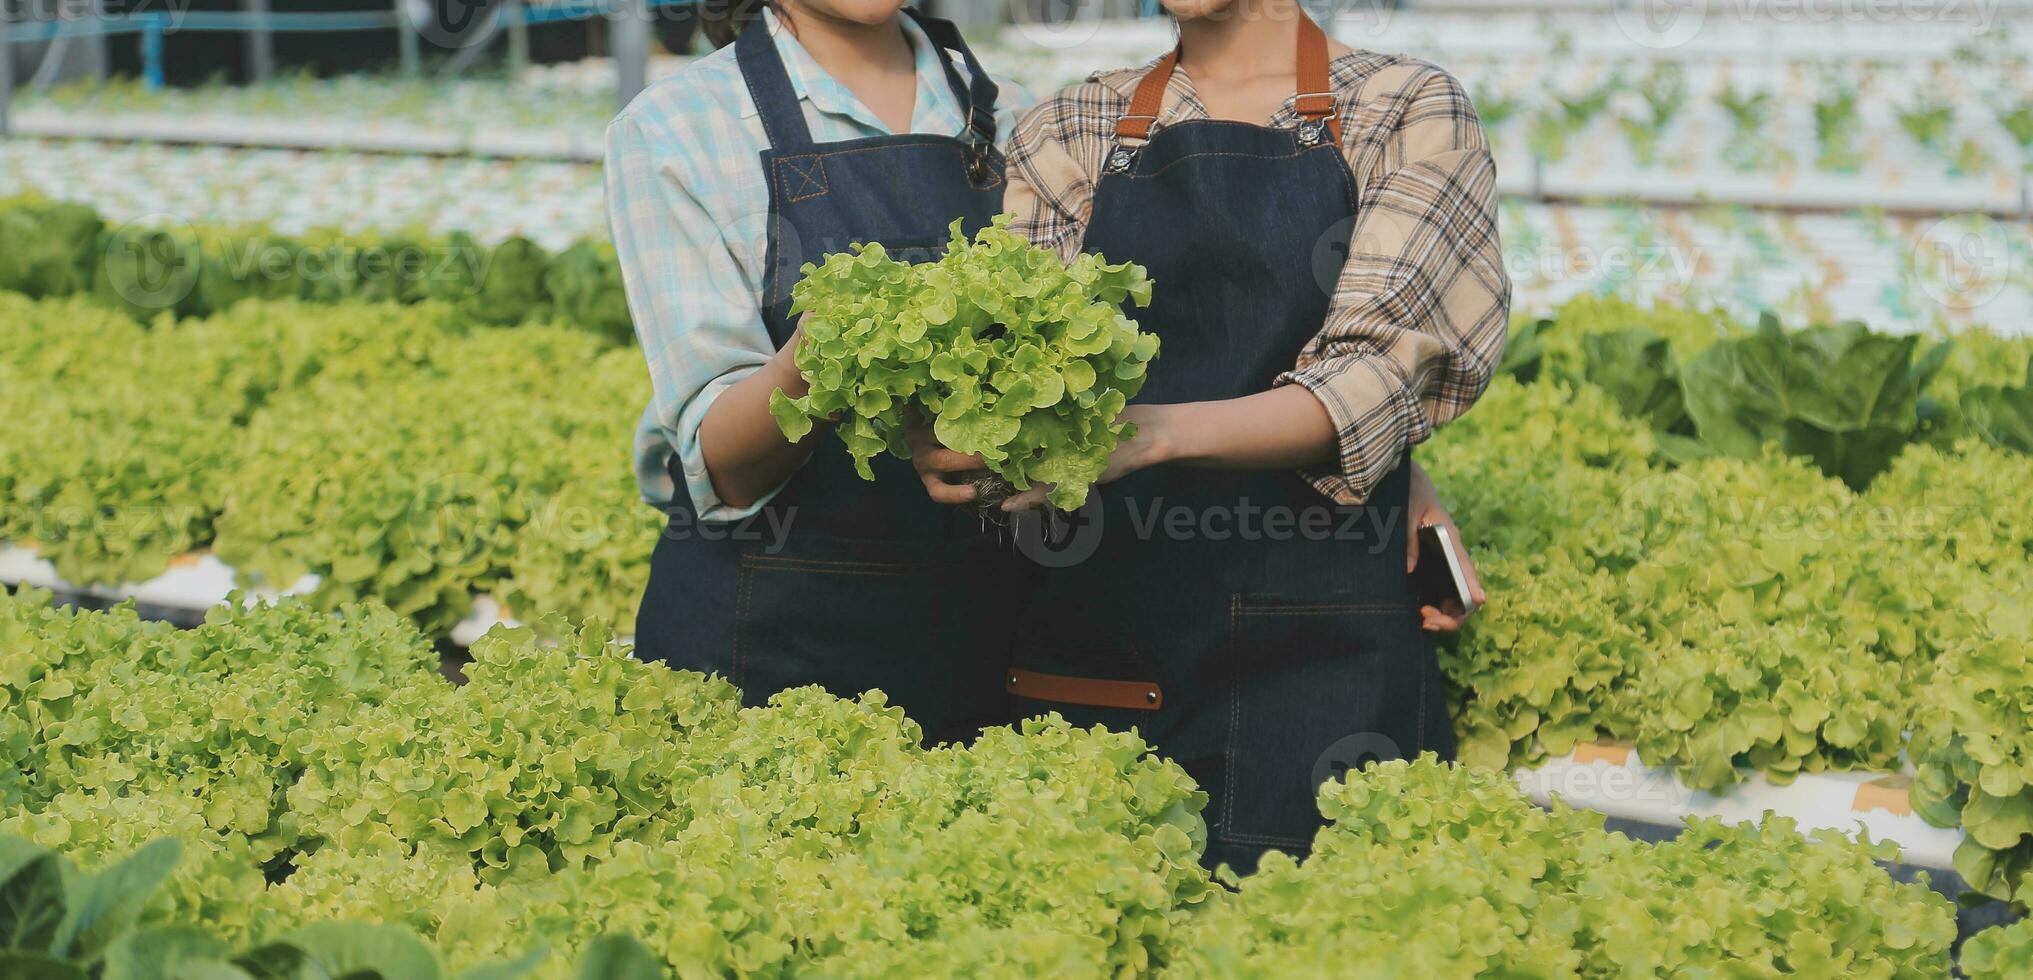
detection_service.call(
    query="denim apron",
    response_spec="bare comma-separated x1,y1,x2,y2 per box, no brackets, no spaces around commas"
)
1007,17,1454,873
633,11,1020,746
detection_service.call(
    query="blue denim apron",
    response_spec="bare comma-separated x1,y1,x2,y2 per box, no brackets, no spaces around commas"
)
1007,19,1454,873
633,11,1020,746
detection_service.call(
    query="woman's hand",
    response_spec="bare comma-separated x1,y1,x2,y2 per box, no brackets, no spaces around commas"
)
906,417,993,506
1407,460,1485,632
994,403,1178,512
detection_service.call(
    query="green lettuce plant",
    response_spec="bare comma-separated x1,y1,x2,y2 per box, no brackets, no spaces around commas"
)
1166,757,1957,976
1966,917,2033,979
1959,363,2033,453
770,215,1160,510
1678,315,1951,489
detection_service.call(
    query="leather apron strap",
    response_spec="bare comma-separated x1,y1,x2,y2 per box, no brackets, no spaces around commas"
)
1114,14,1340,145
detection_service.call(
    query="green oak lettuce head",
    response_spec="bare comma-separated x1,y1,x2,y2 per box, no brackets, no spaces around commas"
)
770,215,1158,511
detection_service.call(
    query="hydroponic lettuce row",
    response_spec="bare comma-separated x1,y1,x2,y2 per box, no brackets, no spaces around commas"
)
0,589,1981,977
0,833,660,979
1171,757,1956,976
770,215,1159,511
0,194,634,344
4,254,2033,900
0,293,655,634
1423,296,2033,902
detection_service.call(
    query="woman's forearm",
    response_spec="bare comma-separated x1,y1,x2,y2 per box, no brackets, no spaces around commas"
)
1142,386,1339,472
697,344,822,510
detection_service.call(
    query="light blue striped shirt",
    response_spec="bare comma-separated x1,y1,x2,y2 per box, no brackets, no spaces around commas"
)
604,11,1026,519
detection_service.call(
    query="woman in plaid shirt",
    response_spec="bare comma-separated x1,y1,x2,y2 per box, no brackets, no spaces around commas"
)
915,2,1506,872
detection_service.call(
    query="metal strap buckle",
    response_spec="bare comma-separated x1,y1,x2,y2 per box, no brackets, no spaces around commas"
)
966,139,994,186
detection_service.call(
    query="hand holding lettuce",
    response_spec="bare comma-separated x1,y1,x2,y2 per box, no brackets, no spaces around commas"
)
767,215,1160,511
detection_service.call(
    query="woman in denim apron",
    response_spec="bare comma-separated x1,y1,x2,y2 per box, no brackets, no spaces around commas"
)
608,2,1023,745
918,6,1505,871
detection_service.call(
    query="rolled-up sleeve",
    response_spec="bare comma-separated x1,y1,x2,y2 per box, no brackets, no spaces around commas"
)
604,113,783,520
1281,66,1510,504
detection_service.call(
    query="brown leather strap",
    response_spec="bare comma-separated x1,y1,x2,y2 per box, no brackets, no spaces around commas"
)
1112,15,1339,145
1114,49,1178,143
1293,14,1341,145
1007,668,1163,711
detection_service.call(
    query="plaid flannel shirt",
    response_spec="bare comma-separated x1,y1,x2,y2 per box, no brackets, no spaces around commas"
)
1003,50,1510,504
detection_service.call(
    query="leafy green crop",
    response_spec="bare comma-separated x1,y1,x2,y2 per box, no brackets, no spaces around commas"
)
1428,296,2031,796
0,589,1215,977
1960,362,2033,454
1898,440,2033,903
1168,756,1957,976
771,215,1160,510
0,196,626,342
0,831,641,979
542,240,635,347
0,195,101,299
0,289,652,634
1966,917,2033,979
212,322,642,634
0,590,1976,976
1678,316,1950,489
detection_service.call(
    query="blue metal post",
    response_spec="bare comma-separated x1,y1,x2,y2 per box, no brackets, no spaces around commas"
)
0,18,12,136
142,15,166,91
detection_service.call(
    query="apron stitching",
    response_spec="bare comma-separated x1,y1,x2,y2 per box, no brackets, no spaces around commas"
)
1232,602,1411,616
1116,144,1336,182
1223,591,1240,839
733,553,757,691
742,564,923,578
1222,830,1315,847
744,554,922,569
781,141,1004,175
1416,634,1430,754
780,155,830,201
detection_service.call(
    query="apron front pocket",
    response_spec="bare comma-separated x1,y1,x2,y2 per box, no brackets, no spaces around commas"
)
731,534,1015,745
1217,594,1441,850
